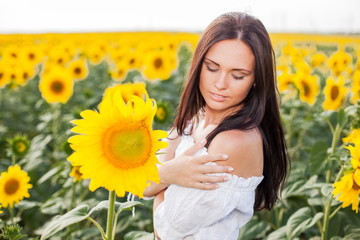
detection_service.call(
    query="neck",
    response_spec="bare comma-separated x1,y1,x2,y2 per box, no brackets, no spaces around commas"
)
202,106,236,128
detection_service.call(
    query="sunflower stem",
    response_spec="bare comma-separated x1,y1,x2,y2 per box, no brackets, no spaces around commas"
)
321,124,343,240
70,181,77,210
11,155,16,165
9,207,15,224
321,166,344,240
105,191,116,240
329,205,343,220
87,217,107,240
51,103,62,161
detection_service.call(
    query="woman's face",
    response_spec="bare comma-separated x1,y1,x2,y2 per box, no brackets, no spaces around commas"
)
199,39,255,116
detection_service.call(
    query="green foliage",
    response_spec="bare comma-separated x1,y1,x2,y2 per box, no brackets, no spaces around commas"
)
1,35,360,240
0,224,28,240
40,201,142,240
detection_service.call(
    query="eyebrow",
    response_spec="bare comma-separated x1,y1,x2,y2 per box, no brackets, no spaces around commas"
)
204,58,252,74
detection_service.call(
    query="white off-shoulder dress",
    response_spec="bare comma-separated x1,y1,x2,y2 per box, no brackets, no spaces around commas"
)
154,134,264,240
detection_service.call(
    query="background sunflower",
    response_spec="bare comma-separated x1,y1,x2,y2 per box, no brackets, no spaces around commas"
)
0,165,32,208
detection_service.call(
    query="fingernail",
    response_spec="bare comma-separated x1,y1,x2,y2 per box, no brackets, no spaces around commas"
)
223,154,228,159
200,139,207,144
228,167,234,172
224,176,230,181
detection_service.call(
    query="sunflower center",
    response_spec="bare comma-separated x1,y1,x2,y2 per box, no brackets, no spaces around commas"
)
23,72,28,80
301,80,311,97
154,58,163,69
331,86,339,100
29,53,35,60
129,58,135,65
4,179,20,195
0,73,3,79
74,67,82,75
15,142,27,153
51,80,65,94
103,125,152,169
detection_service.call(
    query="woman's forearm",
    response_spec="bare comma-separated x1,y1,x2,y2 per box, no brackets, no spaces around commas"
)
143,163,170,197
143,182,169,197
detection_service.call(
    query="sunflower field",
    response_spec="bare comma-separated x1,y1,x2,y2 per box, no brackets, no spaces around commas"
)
0,31,360,240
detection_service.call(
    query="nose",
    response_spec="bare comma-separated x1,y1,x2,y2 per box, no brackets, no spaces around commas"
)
214,72,228,90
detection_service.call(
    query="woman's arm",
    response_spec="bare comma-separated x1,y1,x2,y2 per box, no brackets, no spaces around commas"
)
207,129,264,178
143,137,234,197
143,130,181,197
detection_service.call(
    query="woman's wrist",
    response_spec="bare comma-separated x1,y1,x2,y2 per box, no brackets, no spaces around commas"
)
158,161,171,185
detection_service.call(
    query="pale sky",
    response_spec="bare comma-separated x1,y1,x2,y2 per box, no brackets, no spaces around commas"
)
0,0,359,34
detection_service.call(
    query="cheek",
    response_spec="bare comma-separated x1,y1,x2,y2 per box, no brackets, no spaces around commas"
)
231,82,254,99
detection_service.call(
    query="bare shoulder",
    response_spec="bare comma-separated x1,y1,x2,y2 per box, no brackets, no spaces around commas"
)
207,129,263,178
158,129,182,163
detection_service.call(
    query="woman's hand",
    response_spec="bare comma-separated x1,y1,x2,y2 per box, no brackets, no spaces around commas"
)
159,139,234,190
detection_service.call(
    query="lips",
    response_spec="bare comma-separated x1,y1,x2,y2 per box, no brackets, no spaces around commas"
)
209,92,228,102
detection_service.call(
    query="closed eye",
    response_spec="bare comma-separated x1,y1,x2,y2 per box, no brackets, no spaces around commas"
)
232,74,245,80
205,64,218,72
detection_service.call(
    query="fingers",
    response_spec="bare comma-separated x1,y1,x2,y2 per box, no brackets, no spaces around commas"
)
183,138,207,156
194,154,229,164
198,175,230,184
200,164,234,174
193,182,219,190
190,174,230,190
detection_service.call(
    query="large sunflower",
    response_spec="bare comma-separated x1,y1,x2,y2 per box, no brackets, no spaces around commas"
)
68,84,168,197
39,67,74,104
322,76,348,111
0,165,32,208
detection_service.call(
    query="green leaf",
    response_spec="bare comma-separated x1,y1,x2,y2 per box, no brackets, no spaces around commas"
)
37,165,64,184
309,141,328,175
343,227,360,239
286,207,323,239
40,200,143,240
266,226,287,240
321,184,334,197
337,108,347,128
115,201,143,215
40,197,67,215
238,219,270,240
124,231,154,240
40,204,90,240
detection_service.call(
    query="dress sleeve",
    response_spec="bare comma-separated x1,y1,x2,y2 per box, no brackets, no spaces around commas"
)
155,174,263,240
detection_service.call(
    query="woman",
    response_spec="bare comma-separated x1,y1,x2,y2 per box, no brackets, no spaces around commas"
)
144,12,289,240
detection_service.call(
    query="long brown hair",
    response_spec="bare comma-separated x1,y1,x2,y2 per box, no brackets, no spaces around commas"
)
173,12,289,211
